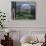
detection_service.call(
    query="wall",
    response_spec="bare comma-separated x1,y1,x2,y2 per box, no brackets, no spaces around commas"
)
0,0,46,28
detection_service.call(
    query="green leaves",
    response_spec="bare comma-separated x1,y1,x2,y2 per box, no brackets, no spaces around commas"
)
0,11,6,28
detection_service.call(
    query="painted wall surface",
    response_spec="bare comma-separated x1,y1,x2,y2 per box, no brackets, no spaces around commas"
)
0,0,46,28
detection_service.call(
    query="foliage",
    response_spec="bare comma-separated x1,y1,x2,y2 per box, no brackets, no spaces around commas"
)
0,11,6,28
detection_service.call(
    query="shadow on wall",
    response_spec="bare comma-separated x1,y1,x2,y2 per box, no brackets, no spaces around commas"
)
13,40,21,46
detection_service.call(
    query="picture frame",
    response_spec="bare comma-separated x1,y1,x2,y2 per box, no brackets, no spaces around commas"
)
11,1,36,20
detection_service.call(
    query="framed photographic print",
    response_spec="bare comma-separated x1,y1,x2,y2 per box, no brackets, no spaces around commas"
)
11,1,36,20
